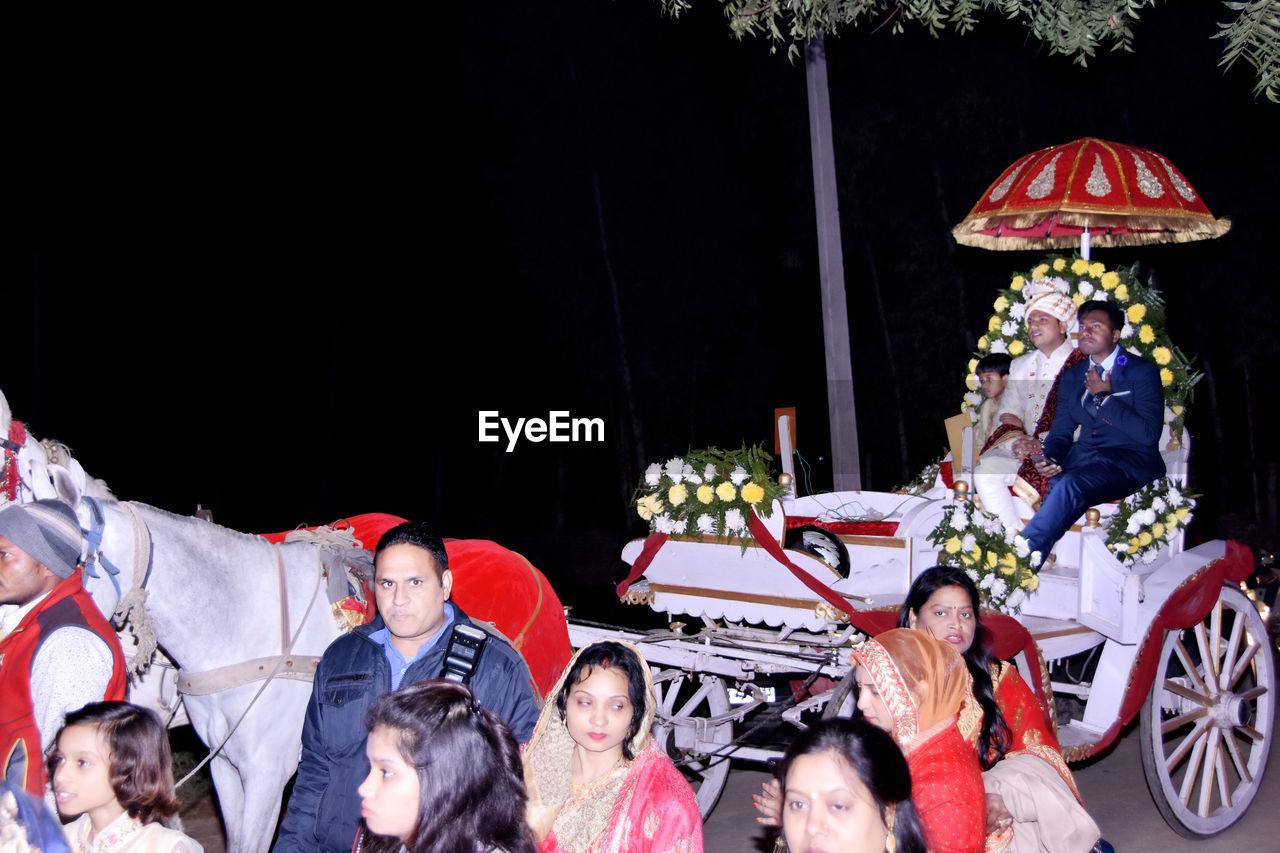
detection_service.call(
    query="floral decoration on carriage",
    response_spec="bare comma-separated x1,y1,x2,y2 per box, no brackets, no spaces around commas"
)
633,444,789,552
932,254,1200,612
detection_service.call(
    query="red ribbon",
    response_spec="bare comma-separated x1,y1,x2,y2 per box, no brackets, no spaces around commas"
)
615,532,669,597
2,420,28,502
747,509,857,618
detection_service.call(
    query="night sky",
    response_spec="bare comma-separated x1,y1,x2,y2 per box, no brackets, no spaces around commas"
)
9,3,1279,619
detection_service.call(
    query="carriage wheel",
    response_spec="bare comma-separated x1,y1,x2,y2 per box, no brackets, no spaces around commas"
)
1139,585,1276,837
650,668,733,818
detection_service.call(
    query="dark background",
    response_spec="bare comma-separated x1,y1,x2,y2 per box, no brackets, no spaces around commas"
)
8,2,1278,620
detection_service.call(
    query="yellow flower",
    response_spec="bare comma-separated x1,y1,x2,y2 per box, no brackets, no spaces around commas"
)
668,484,688,506
960,551,975,566
637,493,664,521
1127,304,1147,323
968,358,979,373
1009,340,1025,356
978,336,989,351
1129,536,1141,549
1072,292,1086,306
741,482,765,504
1139,325,1157,344
994,295,1009,313
1071,258,1090,275
944,536,963,554
1114,284,1130,302
1166,513,1179,527
1032,263,1050,278
1022,574,1040,591
1138,531,1154,547
966,374,979,391
696,485,714,504
1152,522,1165,539
1160,367,1174,387
1011,276,1026,292
1172,405,1184,416
1100,271,1120,290
988,315,1002,333
986,550,998,568
1176,507,1190,520
1089,262,1106,278
715,481,737,502
1053,258,1067,272
1153,347,1172,365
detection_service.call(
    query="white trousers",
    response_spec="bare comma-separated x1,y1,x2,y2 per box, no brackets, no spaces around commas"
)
974,446,1026,533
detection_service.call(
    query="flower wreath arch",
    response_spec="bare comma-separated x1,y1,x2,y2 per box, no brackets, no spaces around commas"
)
928,254,1201,612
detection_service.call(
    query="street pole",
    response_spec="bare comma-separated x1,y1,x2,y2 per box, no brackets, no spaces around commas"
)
805,33,861,490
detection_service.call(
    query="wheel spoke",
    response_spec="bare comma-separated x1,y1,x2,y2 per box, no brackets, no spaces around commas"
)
1228,642,1261,691
1167,718,1210,774
1162,706,1209,735
1220,613,1245,692
1215,738,1234,810
1209,600,1222,681
1194,622,1217,687
1174,638,1210,696
1164,679,1214,709
1223,730,1253,785
1178,724,1210,806
1197,727,1220,817
1238,724,1264,742
675,681,714,719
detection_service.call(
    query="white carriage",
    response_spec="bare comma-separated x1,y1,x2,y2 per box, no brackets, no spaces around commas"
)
570,412,1274,839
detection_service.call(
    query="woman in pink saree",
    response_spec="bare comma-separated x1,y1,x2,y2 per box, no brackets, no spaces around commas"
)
522,641,703,853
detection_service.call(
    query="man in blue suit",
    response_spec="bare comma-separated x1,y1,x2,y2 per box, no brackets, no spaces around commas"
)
1018,299,1166,564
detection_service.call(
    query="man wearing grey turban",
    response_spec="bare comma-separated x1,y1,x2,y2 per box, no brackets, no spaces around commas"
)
0,500,126,802
974,283,1081,535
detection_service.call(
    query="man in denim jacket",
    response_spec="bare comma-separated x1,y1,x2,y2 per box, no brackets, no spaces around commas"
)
274,522,540,852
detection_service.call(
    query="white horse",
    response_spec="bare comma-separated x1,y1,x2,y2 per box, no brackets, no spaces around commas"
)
64,489,364,852
0,388,114,506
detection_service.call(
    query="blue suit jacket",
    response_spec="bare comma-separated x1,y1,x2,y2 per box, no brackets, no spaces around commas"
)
1041,350,1166,483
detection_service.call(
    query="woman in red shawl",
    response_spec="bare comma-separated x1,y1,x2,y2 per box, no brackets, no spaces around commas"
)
900,567,1100,853
522,641,702,853
850,629,993,853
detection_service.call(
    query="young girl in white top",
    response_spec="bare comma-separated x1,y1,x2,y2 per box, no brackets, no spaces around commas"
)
47,702,202,853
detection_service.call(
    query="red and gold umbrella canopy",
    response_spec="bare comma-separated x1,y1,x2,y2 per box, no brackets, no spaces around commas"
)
953,137,1231,250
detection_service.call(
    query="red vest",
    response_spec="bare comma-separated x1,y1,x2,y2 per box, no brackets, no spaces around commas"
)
0,570,127,797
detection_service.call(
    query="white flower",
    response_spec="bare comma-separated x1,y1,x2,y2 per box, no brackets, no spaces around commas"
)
992,578,1009,598
725,508,746,532
983,517,1003,536
1138,508,1157,526
1121,323,1134,339
664,458,684,482
962,533,977,552
1014,536,1030,558
1152,497,1167,512
1050,276,1070,294
1001,320,1019,336
1006,588,1026,610
673,519,688,535
704,463,717,481
965,391,983,408
696,514,716,535
1009,302,1027,320
1126,517,1142,535
1030,550,1042,566
1168,487,1183,505
682,463,696,482
1141,549,1159,565
655,514,675,534
1078,281,1095,297
730,466,749,486
979,574,994,589
966,569,981,583
953,507,970,529
990,340,1009,355
1093,291,1109,302
686,471,702,485
644,463,662,487
1113,543,1130,553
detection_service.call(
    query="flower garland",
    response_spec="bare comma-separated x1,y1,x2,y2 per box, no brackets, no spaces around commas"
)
926,499,1039,614
898,458,942,497
632,444,789,551
961,254,1199,441
1106,478,1196,566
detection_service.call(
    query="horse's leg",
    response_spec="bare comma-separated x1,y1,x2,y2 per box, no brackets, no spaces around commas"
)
204,754,249,851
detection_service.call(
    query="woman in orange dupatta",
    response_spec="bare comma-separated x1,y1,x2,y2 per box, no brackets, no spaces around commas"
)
851,629,996,853
522,641,702,853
